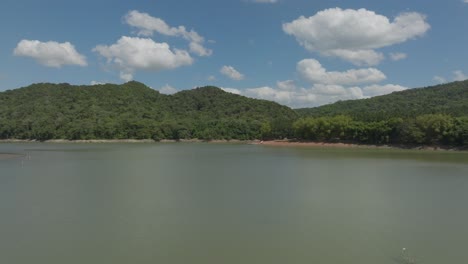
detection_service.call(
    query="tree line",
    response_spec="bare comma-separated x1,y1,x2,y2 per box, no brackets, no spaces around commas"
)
1,81,468,147
296,80,468,122
0,82,296,141
291,114,468,147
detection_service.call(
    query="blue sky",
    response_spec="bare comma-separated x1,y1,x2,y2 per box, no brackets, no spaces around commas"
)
1,0,467,107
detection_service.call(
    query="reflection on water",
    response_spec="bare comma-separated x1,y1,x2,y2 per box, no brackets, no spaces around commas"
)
1,143,468,264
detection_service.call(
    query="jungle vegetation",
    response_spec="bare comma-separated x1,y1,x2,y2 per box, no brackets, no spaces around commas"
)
0,81,296,141
1,80,468,147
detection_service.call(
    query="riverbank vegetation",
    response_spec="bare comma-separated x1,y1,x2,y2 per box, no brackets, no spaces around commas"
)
1,80,468,148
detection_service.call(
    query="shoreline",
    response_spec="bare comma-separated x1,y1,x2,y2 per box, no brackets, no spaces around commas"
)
0,139,247,144
259,140,467,152
0,138,466,152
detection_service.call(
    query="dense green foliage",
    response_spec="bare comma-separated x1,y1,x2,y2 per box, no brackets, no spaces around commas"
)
292,115,468,147
1,80,468,147
293,80,468,147
296,80,468,121
0,82,297,140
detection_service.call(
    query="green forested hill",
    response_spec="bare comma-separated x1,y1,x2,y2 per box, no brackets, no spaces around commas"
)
296,80,468,121
2,80,468,146
0,82,297,140
291,80,468,147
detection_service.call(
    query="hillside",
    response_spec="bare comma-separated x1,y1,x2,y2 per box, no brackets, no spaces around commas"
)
296,80,468,121
2,80,468,146
0,82,297,140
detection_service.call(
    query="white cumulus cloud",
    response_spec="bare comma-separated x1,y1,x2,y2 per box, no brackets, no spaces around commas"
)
220,65,245,81
389,52,407,61
310,84,364,103
323,49,384,66
433,75,447,84
224,83,362,108
222,80,407,108
93,36,193,81
218,56,407,107
124,10,212,57
251,0,278,3
277,80,296,91
189,42,212,57
221,88,242,95
158,84,178,94
454,70,467,81
297,59,386,85
13,40,87,67
90,81,106,85
245,86,295,103
434,71,467,83
361,84,407,97
220,58,404,107
283,8,430,65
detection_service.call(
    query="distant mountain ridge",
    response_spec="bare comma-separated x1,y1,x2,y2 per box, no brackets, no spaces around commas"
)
296,80,468,121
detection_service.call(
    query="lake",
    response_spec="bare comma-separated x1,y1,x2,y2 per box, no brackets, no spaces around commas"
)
1,143,468,264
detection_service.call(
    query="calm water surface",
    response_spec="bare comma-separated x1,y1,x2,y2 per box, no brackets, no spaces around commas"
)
1,143,468,264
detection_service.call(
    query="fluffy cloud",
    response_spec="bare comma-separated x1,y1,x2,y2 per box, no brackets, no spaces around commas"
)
361,84,407,97
189,42,212,57
221,58,404,107
124,10,212,57
220,65,245,81
454,70,467,81
119,72,134,82
251,0,278,3
277,80,296,90
297,59,386,85
158,84,178,94
222,85,315,107
433,71,467,83
283,8,430,65
221,88,242,95
13,40,87,67
222,83,361,108
245,86,296,103
93,36,193,81
90,81,106,85
433,75,447,84
389,52,408,61
324,49,384,66
223,82,407,108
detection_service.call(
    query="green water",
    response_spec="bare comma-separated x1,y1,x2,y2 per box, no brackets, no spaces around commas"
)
1,143,468,264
